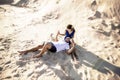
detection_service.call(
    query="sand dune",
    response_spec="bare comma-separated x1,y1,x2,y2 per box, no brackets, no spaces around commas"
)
0,0,120,80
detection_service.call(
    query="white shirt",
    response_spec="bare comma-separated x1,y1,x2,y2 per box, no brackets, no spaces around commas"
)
52,40,70,52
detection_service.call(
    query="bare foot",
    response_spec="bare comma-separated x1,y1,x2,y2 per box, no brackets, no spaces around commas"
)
18,51,27,55
74,60,80,64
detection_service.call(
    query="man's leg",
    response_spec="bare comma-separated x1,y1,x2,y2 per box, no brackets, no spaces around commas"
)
33,42,52,58
18,43,44,55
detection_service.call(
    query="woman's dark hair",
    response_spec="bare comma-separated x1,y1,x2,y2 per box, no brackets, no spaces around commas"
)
67,24,75,32
67,24,72,29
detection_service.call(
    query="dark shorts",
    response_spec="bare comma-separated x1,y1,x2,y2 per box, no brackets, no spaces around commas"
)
48,42,57,53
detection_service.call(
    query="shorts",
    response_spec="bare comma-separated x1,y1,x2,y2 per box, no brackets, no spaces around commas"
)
48,42,57,53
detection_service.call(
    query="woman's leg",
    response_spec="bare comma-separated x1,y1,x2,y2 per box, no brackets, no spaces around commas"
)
71,52,75,61
73,51,79,60
69,44,78,61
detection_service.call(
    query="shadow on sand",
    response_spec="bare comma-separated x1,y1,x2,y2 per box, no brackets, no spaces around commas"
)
0,0,29,7
12,0,29,7
19,50,82,80
0,0,14,5
35,50,82,80
75,45,120,76
18,44,120,80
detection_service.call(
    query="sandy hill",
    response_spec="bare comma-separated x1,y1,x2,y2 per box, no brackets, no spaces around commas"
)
0,0,120,80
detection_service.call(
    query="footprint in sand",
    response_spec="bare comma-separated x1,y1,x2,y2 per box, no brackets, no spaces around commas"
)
16,60,27,67
0,67,3,71
0,38,11,51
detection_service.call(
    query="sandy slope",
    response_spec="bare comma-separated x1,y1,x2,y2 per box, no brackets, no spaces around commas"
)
0,0,120,80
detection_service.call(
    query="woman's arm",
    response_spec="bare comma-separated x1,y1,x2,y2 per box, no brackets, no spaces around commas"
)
66,39,75,54
58,30,65,36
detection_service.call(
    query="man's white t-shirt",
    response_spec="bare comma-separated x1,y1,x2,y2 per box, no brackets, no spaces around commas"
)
52,40,70,52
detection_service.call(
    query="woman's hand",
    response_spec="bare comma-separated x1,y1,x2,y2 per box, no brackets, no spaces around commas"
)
57,31,60,35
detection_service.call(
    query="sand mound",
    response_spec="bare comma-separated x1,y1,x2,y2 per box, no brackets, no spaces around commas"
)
0,0,120,80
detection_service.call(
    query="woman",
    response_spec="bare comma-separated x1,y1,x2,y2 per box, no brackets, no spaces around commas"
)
58,24,75,39
51,24,75,43
58,24,78,62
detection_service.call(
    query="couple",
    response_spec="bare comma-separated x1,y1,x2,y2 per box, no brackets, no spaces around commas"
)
18,24,78,61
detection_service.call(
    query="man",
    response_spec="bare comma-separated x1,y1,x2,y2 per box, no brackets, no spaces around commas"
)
18,37,75,58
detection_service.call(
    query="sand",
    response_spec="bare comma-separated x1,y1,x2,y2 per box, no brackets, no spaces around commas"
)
0,0,120,80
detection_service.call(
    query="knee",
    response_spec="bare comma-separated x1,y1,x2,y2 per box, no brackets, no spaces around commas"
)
66,51,72,55
46,42,51,46
45,42,51,49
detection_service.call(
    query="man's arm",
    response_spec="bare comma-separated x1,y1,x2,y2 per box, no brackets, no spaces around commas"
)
54,31,59,42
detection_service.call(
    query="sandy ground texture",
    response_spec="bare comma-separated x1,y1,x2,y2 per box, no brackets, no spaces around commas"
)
0,0,120,80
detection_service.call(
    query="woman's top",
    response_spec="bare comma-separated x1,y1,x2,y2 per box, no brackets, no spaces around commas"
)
64,30,75,44
64,29,75,39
